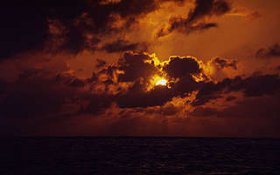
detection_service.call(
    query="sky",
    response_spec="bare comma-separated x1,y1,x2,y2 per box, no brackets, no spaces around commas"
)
0,0,280,137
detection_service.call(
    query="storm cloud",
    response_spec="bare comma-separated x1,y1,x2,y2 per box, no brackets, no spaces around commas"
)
0,0,188,59
157,0,231,37
192,74,280,106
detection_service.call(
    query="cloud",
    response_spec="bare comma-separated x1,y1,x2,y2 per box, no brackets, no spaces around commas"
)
113,53,208,107
89,52,172,108
192,74,280,106
0,0,233,59
0,1,87,59
24,52,201,110
188,0,231,22
211,57,237,70
117,52,159,82
101,40,148,53
163,56,202,78
1,50,278,118
116,84,174,107
1,50,280,137
84,54,279,111
157,0,231,37
96,53,207,108
0,0,165,59
256,43,280,58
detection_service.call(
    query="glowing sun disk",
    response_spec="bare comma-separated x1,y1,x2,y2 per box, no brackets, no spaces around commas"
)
155,78,167,86
146,75,169,91
153,75,168,86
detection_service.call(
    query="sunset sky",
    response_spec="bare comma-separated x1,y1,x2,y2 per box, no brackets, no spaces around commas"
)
0,0,280,137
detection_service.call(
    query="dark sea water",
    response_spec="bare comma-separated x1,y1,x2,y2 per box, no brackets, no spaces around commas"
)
0,137,280,175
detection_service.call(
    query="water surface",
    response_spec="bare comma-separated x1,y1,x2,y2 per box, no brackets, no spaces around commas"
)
1,137,279,174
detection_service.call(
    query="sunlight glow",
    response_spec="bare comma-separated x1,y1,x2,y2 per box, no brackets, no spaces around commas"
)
146,74,170,91
146,75,169,91
155,78,167,86
152,75,168,87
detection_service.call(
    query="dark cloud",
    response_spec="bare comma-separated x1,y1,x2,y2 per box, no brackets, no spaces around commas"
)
157,18,218,38
0,0,166,59
98,52,173,107
114,54,205,107
100,66,279,110
192,74,280,106
256,43,280,58
163,56,201,78
117,83,174,108
212,57,237,70
190,22,218,31
1,50,278,118
172,75,201,95
118,52,159,82
1,51,280,137
188,0,230,22
157,0,231,37
240,74,280,97
0,68,116,120
101,40,148,53
191,81,223,106
46,0,160,53
0,1,86,59
161,56,203,99
78,52,205,108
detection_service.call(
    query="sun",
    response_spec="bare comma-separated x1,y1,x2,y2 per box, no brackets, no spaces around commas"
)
155,78,167,86
146,74,169,91
153,75,168,86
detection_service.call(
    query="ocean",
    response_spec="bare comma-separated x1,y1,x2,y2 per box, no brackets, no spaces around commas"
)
0,137,279,174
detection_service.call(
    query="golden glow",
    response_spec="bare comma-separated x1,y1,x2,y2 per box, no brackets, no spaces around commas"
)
203,62,215,77
155,77,167,86
146,75,169,91
152,75,168,87
192,73,206,82
144,53,162,67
